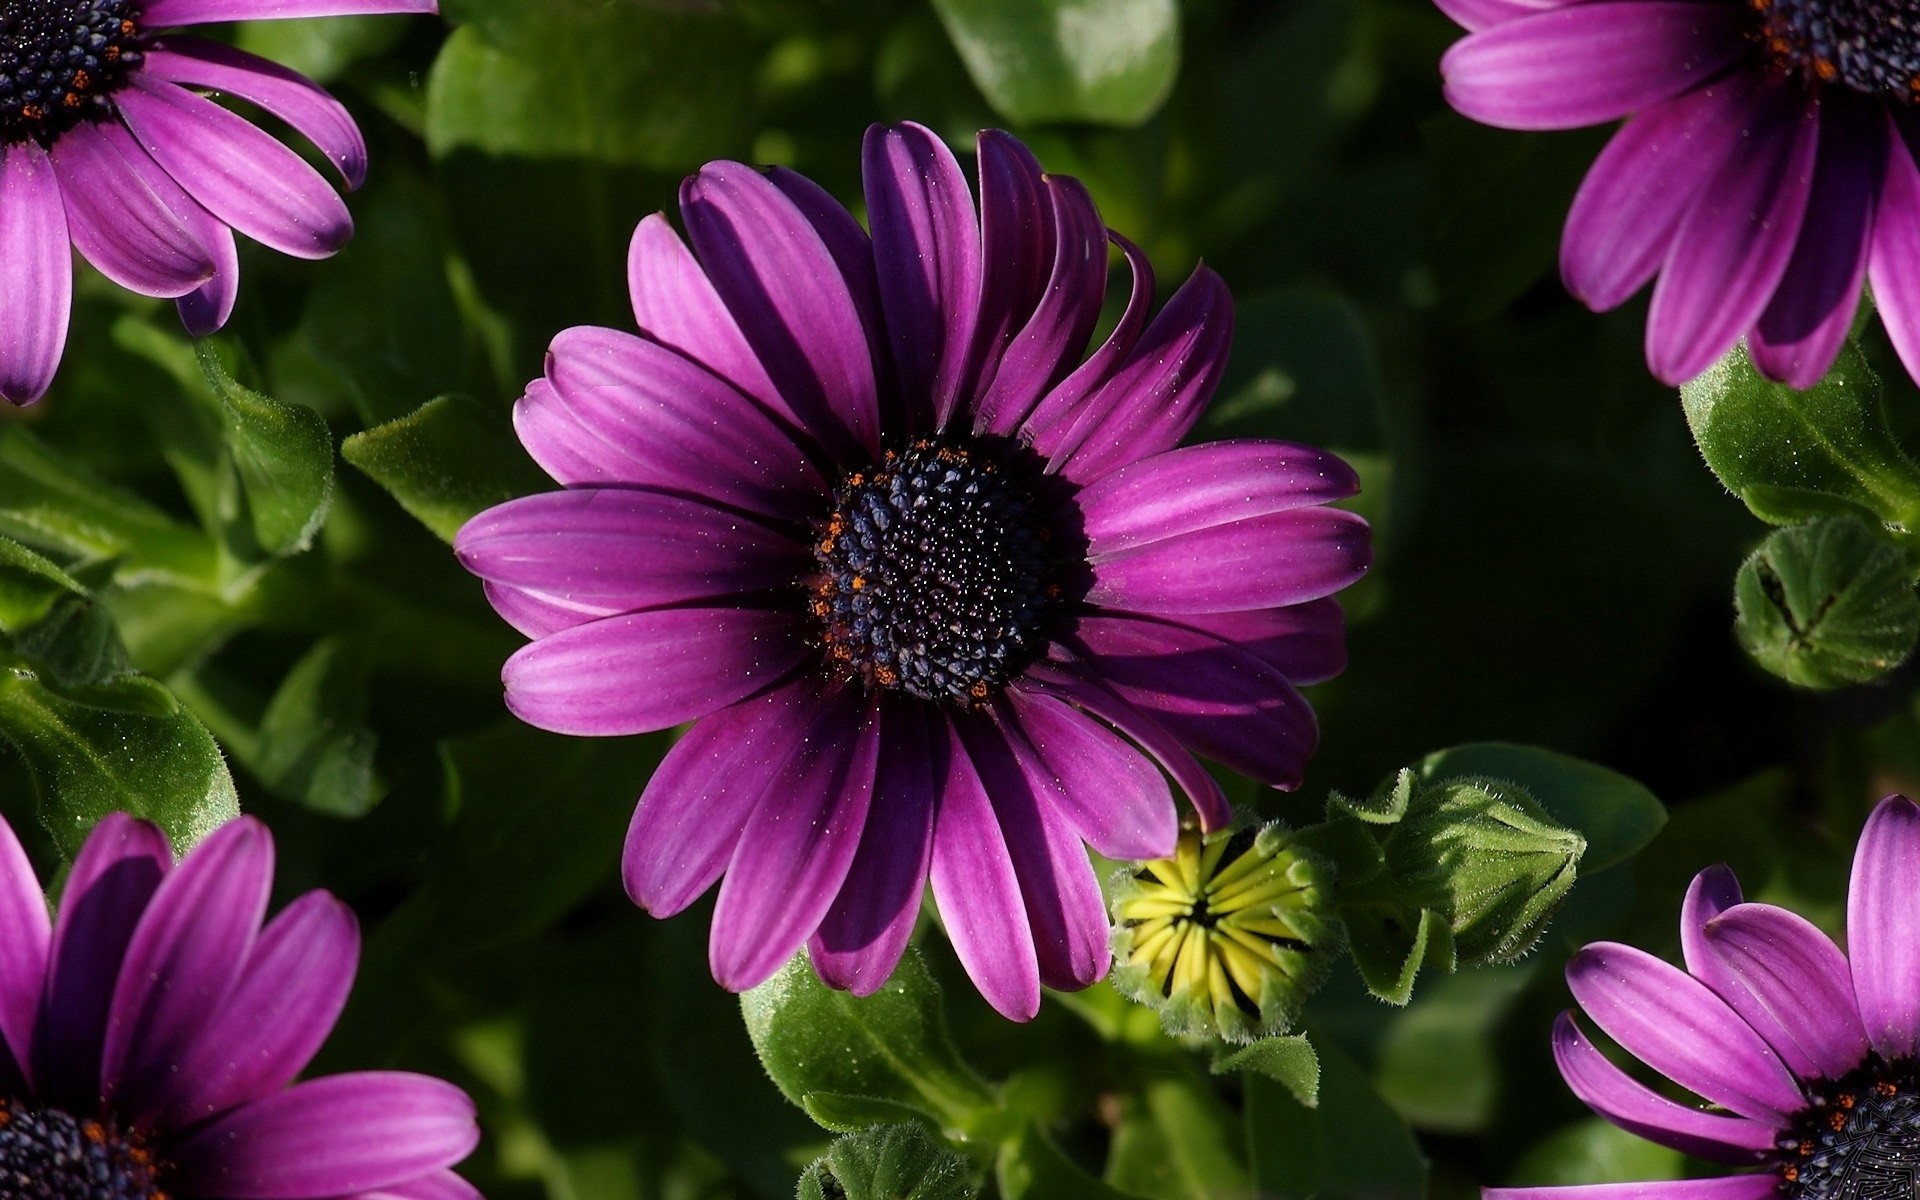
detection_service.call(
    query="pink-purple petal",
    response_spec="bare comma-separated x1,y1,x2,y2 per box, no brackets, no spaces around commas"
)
1484,1175,1783,1200
179,217,241,336
1078,440,1362,556
1085,507,1372,615
1002,688,1177,861
626,213,784,416
167,1072,478,1198
48,121,214,298
1697,902,1869,1083
1566,941,1805,1122
0,815,48,1081
1847,794,1920,1060
143,0,437,23
1869,120,1920,392
144,39,369,189
354,1170,484,1200
1020,234,1155,455
1440,3,1751,131
1434,0,1578,31
479,578,608,641
501,606,811,737
1678,862,1743,980
1157,601,1348,687
0,141,72,405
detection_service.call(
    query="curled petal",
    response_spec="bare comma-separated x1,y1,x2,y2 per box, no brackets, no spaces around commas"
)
1848,794,1920,1060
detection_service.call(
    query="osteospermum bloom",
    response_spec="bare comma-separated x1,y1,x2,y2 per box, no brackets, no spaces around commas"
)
1438,0,1920,389
0,0,437,404
0,811,481,1198
455,124,1371,1020
1491,794,1920,1200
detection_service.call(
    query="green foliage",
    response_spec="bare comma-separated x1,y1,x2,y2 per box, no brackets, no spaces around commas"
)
797,1125,977,1200
1212,1034,1320,1108
342,396,549,542
1734,516,1920,689
191,342,336,561
928,0,1179,127
1244,1041,1428,1200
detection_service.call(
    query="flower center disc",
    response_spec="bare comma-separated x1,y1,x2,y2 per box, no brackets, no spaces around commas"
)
0,1096,167,1200
811,439,1056,706
0,0,143,146
1777,1065,1920,1200
1753,0,1920,99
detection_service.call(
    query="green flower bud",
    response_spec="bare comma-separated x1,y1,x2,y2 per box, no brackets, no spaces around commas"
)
1110,823,1338,1045
1733,516,1920,689
797,1124,976,1200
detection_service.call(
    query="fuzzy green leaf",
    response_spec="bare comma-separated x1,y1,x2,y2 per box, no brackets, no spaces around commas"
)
796,1124,976,1200
193,343,334,560
929,0,1179,127
342,395,549,542
1734,516,1920,689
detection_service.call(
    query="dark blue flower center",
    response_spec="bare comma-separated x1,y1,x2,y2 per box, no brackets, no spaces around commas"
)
0,0,144,147
810,439,1057,706
1776,1061,1920,1200
0,1096,167,1200
1753,0,1920,99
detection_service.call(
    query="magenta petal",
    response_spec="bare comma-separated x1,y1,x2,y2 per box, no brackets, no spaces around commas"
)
1678,862,1743,979
1085,507,1372,615
1560,74,1760,312
501,606,810,737
49,122,214,298
154,891,360,1129
1440,3,1750,131
1078,440,1361,556
1002,688,1176,861
179,217,240,336
1160,601,1348,687
681,162,880,459
811,699,940,996
1868,120,1920,392
355,1170,483,1200
36,815,170,1108
168,1072,478,1198
118,75,351,260
966,130,1054,415
478,578,607,640
0,142,72,405
623,678,825,918
864,123,983,428
1484,1175,1783,1200
1697,902,1869,1083
1553,1012,1780,1163
145,40,368,189
929,716,1040,1021
101,817,273,1111
626,213,784,416
1847,794,1920,1060
1647,88,1820,385
709,688,879,991
0,815,48,1080
455,488,799,613
1434,0,1576,31
962,716,1111,991
143,0,437,22
1566,942,1805,1121
1020,233,1155,456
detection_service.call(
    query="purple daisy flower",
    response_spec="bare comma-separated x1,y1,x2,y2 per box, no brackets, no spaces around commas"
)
1437,0,1920,389
455,124,1371,1020
1491,793,1920,1200
0,810,481,1198
0,0,437,404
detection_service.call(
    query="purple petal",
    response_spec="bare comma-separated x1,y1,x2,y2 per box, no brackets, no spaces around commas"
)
1566,941,1805,1121
864,122,982,428
179,217,240,336
966,130,1054,418
143,0,437,22
1696,902,1869,1083
528,324,825,511
1434,0,1578,31
1046,266,1234,484
0,815,48,1081
1847,794,1920,1060
479,578,606,640
1022,664,1230,831
501,606,811,737
101,818,272,1112
1869,119,1920,392
681,162,880,460
1678,862,1743,979
626,213,783,416
455,489,800,615
1647,86,1820,385
1749,105,1882,388
1560,72,1761,311
1062,613,1319,790
1553,1012,1780,1163
1485,1176,1783,1200
145,39,368,189
1441,3,1750,131
355,1170,483,1200
709,687,879,991
36,815,170,1108
929,715,1040,1021
154,891,360,1130
1020,232,1154,454
168,1072,478,1198
811,699,940,996
118,75,351,260
762,166,891,417
48,121,214,298
962,716,1111,991
1156,601,1348,687
1078,440,1362,556
1085,507,1372,614
0,141,72,405
1002,688,1176,860
623,677,826,917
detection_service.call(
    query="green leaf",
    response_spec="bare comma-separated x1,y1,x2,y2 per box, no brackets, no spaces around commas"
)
802,1093,942,1135
996,1125,1143,1200
741,950,997,1137
1343,903,1451,1007
235,14,405,83
0,537,130,687
929,0,1179,127
1734,516,1920,689
1213,1034,1320,1108
342,395,550,543
1507,1117,1686,1187
1681,339,1920,530
796,1124,977,1200
1245,1040,1427,1200
1104,1074,1253,1200
254,636,382,818
1374,964,1532,1134
1414,743,1666,873
193,342,335,560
